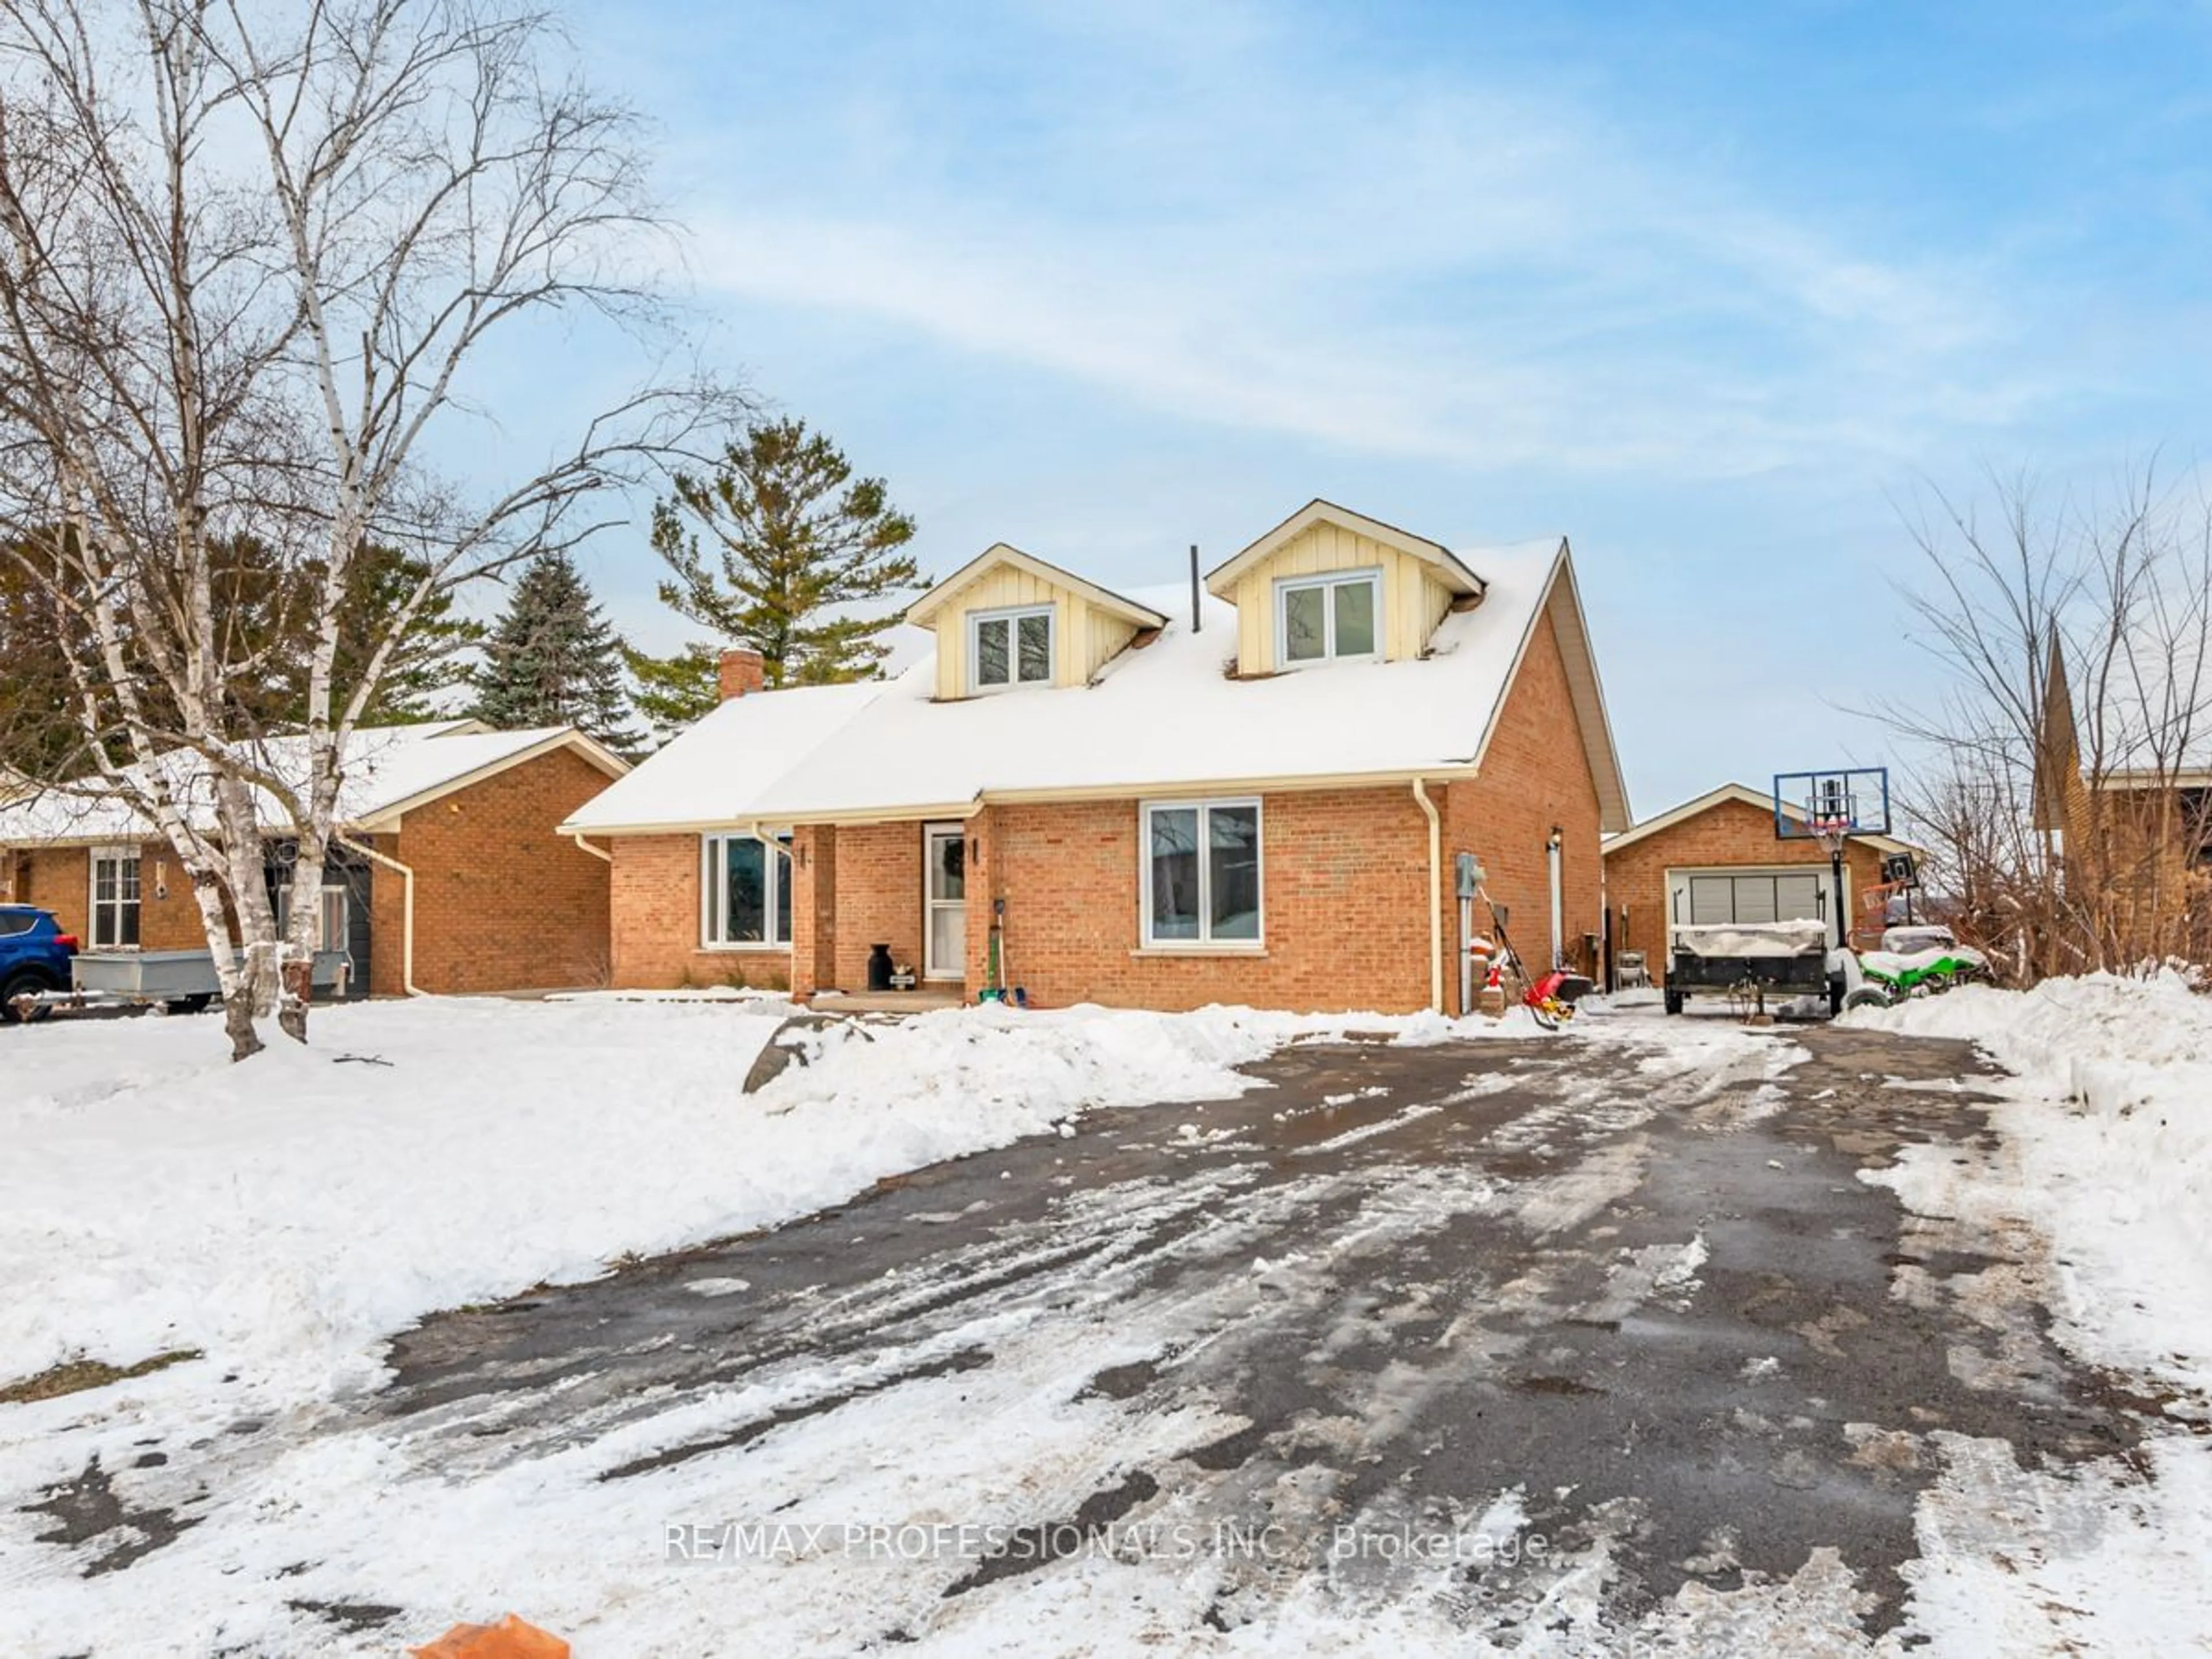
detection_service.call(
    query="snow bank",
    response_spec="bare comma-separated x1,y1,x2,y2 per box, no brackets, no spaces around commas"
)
761,1002,1313,1120
0,997,1478,1399
1851,971,2212,1267
1843,973,2212,1652
1853,969,2212,1395
1,999,806,1391
9,994,1340,1396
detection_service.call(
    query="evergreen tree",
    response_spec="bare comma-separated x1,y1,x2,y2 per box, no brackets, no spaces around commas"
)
0,550,89,783
245,541,487,728
626,418,921,725
320,544,486,724
469,551,635,749
623,641,722,733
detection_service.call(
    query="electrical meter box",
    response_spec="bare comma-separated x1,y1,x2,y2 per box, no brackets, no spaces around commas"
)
1454,853,1485,899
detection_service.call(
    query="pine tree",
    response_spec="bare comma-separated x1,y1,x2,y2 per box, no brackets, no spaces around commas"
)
623,641,721,734
626,418,921,725
326,545,487,724
469,551,635,750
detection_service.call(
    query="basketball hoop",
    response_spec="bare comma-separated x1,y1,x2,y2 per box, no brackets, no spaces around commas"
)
1775,768,1890,961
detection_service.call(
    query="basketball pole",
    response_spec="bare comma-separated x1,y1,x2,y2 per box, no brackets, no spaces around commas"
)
1830,840,1847,953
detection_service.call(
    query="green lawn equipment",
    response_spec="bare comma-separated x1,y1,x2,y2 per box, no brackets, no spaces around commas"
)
1842,933,1988,1012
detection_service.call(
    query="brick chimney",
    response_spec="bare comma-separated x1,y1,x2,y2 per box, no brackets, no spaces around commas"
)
718,647,766,702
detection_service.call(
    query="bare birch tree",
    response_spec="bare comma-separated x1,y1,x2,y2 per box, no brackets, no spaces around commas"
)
0,0,740,1058
1884,465,2212,979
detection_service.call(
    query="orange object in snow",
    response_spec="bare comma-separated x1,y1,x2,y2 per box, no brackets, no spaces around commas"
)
409,1614,570,1659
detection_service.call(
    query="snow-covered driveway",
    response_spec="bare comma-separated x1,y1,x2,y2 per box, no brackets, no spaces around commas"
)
12,1005,2202,1655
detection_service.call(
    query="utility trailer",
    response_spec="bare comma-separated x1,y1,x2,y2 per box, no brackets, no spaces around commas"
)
1662,920,1844,1018
73,948,351,1013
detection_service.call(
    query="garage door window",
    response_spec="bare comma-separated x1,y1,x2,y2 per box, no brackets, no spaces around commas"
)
1685,873,1827,931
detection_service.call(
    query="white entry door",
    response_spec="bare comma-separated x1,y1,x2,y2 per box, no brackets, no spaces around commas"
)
924,825,967,980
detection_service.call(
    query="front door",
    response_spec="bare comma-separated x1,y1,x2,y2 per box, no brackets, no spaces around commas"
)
923,825,966,981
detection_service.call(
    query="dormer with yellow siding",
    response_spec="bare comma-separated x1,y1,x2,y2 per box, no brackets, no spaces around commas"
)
1203,499,1486,677
904,543,1169,702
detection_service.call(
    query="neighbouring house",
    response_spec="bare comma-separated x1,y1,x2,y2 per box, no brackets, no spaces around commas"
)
566,499,1630,1014
2028,631,2212,955
0,719,627,997
1600,783,1916,986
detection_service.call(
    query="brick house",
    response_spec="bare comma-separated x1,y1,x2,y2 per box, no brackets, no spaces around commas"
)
567,499,1630,1015
0,720,627,997
1600,782,1915,988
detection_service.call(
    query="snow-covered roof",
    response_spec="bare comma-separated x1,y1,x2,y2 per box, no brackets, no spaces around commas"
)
566,535,1630,832
563,682,885,834
0,720,627,846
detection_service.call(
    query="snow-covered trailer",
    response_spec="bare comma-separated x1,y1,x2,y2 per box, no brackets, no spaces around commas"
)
1662,920,1842,1017
73,948,351,1012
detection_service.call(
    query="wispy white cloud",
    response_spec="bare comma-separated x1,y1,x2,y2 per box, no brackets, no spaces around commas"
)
662,0,2031,475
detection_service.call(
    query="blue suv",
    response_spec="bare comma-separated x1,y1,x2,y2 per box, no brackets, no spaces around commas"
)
0,905,78,1022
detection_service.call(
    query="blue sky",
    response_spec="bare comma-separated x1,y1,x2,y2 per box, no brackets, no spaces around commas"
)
510,0,2212,813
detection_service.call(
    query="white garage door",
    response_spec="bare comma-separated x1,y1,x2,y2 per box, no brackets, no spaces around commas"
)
1673,869,1835,942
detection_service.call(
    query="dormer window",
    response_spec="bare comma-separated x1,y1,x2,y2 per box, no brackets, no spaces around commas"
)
970,605,1055,692
1277,569,1380,667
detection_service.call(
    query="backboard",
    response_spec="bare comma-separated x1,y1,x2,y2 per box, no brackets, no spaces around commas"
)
1772,767,1891,841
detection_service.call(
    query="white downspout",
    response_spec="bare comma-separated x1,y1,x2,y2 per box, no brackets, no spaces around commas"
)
336,832,421,997
1412,778,1444,1014
1547,827,1565,971
569,831,612,863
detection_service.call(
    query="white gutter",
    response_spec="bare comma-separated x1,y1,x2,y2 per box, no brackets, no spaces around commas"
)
335,831,421,997
569,831,612,863
1411,778,1444,1014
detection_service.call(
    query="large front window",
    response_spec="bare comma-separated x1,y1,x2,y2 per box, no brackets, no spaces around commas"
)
969,605,1055,692
1142,800,1262,947
703,831,793,948
89,846,140,948
1277,569,1380,666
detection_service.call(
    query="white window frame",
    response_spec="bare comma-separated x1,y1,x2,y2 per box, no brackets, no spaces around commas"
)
273,880,350,952
967,604,1056,694
88,844,141,949
1274,567,1382,668
1138,797,1265,952
701,830,794,950
922,821,968,981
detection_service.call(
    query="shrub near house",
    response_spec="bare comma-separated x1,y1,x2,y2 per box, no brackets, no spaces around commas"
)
565,501,1631,1016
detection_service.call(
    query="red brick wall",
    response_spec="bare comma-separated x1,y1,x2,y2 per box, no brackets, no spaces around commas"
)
1447,608,1606,1004
1601,795,1886,986
368,834,408,997
12,843,211,950
388,746,615,994
790,824,837,994
15,847,88,935
829,821,926,990
956,789,1434,1014
608,832,792,991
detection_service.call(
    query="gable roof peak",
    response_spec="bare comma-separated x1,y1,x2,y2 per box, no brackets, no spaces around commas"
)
903,540,1167,630
1204,498,1486,600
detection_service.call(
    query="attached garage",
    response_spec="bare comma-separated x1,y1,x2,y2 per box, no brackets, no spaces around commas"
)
1602,783,1911,988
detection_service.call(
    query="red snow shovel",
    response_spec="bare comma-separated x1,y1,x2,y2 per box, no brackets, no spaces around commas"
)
409,1613,570,1658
